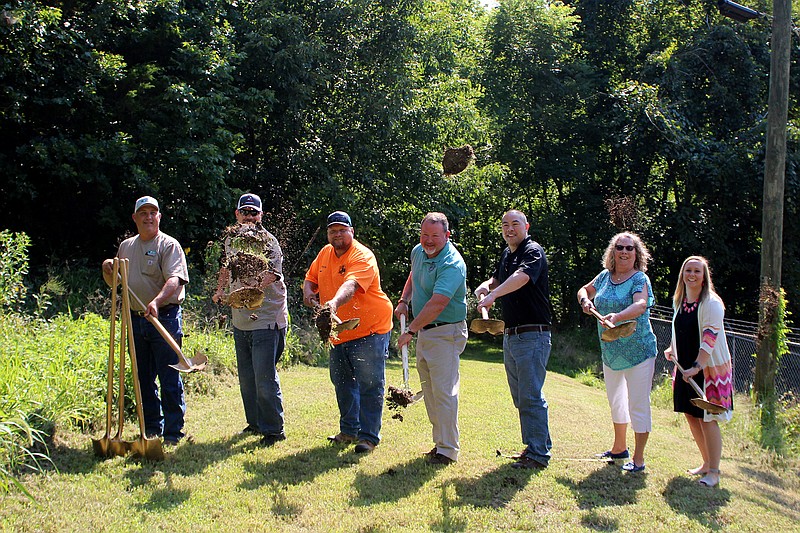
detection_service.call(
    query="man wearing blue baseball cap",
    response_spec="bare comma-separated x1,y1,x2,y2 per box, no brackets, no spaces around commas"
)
102,195,189,446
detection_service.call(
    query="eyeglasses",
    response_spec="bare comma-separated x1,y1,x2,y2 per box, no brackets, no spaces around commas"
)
615,245,635,252
239,209,259,216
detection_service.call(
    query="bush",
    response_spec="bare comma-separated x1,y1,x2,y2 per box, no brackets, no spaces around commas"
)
0,230,30,312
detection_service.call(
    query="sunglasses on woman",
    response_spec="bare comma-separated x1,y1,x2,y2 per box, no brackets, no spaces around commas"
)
615,245,635,251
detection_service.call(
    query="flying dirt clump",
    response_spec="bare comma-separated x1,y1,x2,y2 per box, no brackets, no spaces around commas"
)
218,222,278,309
442,145,475,175
385,386,415,421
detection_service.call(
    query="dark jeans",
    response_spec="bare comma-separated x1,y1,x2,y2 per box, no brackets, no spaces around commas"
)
130,306,186,441
233,326,285,436
329,332,389,445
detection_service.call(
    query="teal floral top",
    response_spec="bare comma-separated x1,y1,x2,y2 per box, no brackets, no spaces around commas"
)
592,270,658,370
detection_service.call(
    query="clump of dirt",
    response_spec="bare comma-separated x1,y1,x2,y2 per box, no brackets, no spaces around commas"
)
314,304,333,341
386,386,415,418
604,196,639,231
442,145,475,175
218,223,278,309
229,251,269,282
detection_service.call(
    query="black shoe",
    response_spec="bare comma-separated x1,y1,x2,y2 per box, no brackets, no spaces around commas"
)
511,456,547,469
424,447,438,458
260,434,287,446
354,440,376,453
240,425,259,435
427,453,455,465
596,449,629,460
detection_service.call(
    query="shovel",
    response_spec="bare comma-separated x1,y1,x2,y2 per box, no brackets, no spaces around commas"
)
469,294,505,335
673,360,727,414
118,272,207,373
92,258,119,457
120,259,165,461
589,308,636,342
108,282,131,457
399,315,423,404
330,310,360,335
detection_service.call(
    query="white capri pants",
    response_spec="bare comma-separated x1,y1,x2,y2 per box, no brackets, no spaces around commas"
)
603,357,656,433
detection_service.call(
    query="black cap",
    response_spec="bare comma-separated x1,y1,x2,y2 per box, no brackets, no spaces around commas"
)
327,211,352,227
237,193,262,212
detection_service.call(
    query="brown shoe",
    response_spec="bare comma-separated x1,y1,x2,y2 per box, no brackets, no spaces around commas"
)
511,456,547,469
327,432,358,444
354,440,376,453
424,447,438,458
427,453,455,465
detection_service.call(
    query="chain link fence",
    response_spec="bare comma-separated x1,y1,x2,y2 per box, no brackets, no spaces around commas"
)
649,305,800,396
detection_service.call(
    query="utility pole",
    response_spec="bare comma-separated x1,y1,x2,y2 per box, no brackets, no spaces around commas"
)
754,0,792,403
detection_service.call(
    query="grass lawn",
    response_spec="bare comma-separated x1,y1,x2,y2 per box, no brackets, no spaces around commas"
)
1,339,798,532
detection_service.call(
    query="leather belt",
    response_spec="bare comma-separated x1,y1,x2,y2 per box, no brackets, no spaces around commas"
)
504,324,550,335
422,321,460,330
132,304,178,317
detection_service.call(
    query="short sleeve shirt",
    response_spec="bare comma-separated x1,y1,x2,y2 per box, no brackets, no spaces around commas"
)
224,229,289,331
117,232,188,311
305,239,393,345
592,270,657,370
409,241,467,324
493,237,551,327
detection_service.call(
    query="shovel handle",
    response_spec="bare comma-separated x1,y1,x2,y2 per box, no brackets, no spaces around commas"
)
400,314,409,387
478,293,490,320
672,360,707,399
117,268,193,368
120,260,148,437
589,308,616,329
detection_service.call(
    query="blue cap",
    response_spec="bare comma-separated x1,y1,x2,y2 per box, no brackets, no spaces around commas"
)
134,196,159,213
237,193,262,212
327,211,352,227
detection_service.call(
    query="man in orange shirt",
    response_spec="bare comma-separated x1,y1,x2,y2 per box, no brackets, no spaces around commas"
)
303,211,393,453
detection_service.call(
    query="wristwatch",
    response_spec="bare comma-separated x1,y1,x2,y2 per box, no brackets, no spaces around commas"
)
692,361,702,369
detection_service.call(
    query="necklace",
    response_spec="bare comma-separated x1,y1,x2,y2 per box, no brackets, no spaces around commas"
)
613,270,634,283
682,297,699,313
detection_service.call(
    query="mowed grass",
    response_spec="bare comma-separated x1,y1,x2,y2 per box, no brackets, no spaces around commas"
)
1,340,798,532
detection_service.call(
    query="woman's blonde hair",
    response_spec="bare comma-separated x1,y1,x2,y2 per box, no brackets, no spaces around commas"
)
601,232,652,273
671,255,721,310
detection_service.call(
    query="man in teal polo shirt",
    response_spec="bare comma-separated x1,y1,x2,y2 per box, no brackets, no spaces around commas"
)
396,212,467,464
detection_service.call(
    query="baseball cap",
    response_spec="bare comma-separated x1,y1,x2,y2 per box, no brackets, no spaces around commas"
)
134,196,159,213
327,211,352,227
237,193,262,212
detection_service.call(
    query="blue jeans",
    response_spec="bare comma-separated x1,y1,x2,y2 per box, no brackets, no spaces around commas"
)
504,330,552,465
329,332,389,445
233,326,285,436
130,306,186,441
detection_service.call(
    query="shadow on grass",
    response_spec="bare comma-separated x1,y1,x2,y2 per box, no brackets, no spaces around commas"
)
239,444,353,489
432,481,469,532
460,337,503,363
351,456,441,506
122,432,259,489
452,462,539,508
555,462,646,510
662,476,731,529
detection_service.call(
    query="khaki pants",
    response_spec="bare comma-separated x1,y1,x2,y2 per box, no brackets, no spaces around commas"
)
416,321,468,461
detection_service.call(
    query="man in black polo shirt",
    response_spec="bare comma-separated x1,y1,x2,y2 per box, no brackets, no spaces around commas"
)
475,210,552,468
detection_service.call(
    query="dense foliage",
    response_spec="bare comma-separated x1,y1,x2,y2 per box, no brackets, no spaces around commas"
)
1,0,798,322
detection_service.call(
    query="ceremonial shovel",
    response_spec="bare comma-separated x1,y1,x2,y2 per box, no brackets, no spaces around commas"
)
469,294,505,335
672,360,727,414
119,275,208,373
400,314,423,404
588,308,636,342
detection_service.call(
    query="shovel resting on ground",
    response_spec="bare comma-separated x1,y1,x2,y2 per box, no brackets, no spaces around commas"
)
92,258,119,457
673,360,727,415
120,259,165,461
117,271,207,373
589,308,636,342
469,294,505,336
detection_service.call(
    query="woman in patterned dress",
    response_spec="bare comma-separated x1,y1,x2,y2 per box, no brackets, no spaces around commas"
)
664,256,733,487
577,232,658,473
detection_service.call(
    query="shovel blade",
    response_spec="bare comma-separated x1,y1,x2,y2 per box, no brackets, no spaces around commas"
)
690,397,727,415
130,437,165,461
108,439,131,457
410,391,424,403
169,353,209,373
469,319,489,334
332,317,360,334
600,320,636,342
91,437,110,457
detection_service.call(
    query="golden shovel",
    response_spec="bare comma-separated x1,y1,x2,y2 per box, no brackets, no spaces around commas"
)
469,294,505,335
92,258,119,457
673,360,727,414
331,312,360,335
589,308,636,342
120,259,165,461
117,271,207,373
